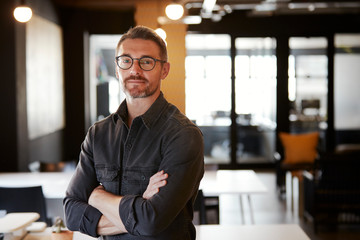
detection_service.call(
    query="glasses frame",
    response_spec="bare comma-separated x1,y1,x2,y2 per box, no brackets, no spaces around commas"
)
115,55,166,71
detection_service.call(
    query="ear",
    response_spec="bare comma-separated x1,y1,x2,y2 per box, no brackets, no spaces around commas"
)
160,62,170,80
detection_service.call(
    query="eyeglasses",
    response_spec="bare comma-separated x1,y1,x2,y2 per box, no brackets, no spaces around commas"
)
115,55,166,71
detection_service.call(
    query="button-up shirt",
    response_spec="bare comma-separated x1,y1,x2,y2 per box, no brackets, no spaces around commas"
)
64,93,204,239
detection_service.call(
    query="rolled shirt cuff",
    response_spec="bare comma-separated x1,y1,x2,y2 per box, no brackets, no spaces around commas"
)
80,205,103,237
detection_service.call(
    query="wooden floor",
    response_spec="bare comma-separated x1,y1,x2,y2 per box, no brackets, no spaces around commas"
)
198,170,360,240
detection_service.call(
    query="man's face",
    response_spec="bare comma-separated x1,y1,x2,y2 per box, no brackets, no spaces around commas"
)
115,38,170,99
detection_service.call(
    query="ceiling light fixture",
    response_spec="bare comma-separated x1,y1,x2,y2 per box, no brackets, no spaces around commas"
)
13,0,32,23
165,3,184,20
202,0,217,13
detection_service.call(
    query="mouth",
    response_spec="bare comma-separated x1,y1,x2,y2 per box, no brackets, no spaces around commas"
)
125,76,147,84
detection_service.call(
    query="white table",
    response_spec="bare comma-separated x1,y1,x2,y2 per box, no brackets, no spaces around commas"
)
199,170,267,224
0,172,74,199
0,172,75,221
0,212,40,233
0,171,267,224
24,228,97,240
23,224,309,240
195,224,310,240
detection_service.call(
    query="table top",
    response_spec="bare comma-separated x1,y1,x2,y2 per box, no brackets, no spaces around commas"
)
24,228,97,240
200,170,267,196
24,224,309,240
195,224,310,240
0,170,267,199
0,172,74,199
0,212,39,233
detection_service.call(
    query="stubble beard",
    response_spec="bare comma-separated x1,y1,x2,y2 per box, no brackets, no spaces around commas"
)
123,76,158,99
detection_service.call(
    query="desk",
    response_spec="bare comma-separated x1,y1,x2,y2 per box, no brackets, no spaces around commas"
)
0,172,74,199
24,228,97,240
199,170,267,224
24,224,310,240
0,172,74,221
0,171,266,224
195,224,310,240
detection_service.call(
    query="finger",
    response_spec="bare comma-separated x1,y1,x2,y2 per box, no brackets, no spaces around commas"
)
151,171,165,180
157,173,168,181
150,180,167,190
149,172,168,184
143,188,159,199
154,171,169,180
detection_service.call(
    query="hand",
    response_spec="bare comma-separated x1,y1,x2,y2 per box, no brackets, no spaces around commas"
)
88,185,127,233
143,170,168,199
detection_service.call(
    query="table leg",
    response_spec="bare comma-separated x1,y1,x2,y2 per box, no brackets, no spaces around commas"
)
298,177,304,217
239,195,245,224
247,195,254,224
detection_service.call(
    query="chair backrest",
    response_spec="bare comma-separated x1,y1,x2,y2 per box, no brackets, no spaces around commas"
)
0,186,49,225
194,189,207,224
317,151,360,189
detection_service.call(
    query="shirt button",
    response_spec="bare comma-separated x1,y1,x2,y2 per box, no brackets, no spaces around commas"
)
141,175,146,181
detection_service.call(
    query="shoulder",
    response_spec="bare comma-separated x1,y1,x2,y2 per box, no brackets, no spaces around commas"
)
161,103,203,139
88,113,119,135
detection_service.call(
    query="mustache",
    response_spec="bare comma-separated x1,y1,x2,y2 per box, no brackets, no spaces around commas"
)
125,76,148,81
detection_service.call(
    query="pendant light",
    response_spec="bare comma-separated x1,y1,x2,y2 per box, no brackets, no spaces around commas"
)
14,0,33,23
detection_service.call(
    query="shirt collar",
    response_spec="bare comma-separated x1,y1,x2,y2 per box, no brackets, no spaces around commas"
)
113,92,168,129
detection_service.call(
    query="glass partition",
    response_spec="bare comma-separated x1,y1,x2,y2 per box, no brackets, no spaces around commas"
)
89,35,125,124
288,37,328,135
334,34,360,145
235,37,277,163
186,34,231,164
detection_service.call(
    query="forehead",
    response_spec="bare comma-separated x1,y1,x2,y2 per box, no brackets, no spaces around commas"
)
117,38,161,57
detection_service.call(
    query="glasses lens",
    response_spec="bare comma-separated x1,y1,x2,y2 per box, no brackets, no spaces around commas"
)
118,56,132,69
139,57,155,71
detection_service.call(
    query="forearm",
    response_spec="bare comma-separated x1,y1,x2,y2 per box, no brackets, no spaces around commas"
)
88,186,127,233
63,197,102,237
97,215,125,235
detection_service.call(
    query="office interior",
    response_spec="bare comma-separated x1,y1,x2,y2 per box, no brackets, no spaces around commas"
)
1,0,360,239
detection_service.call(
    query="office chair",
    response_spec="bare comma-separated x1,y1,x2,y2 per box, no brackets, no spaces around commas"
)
194,189,207,224
0,186,50,225
194,189,219,224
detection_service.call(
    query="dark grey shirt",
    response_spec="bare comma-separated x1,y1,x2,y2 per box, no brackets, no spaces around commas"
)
64,93,204,239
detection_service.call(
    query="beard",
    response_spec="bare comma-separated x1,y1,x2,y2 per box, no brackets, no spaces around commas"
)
123,75,159,99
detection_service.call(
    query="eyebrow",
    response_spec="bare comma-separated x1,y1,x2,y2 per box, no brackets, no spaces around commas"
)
119,54,157,59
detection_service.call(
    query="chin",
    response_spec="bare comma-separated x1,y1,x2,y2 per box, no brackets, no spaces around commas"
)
125,86,158,99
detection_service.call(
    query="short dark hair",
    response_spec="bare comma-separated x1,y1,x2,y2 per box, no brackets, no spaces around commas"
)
116,25,168,62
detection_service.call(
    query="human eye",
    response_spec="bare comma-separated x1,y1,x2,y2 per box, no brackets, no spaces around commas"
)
140,57,154,66
121,56,132,64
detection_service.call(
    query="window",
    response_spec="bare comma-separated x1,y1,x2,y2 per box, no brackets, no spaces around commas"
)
288,37,328,134
89,35,125,124
235,37,277,163
186,35,277,165
186,34,231,164
334,34,360,131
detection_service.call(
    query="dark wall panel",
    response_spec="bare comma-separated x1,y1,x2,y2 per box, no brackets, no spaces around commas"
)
60,8,134,161
0,0,18,171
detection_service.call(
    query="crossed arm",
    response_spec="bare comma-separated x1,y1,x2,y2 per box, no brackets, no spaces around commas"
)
88,170,168,236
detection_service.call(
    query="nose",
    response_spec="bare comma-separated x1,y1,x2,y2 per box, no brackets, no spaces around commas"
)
129,59,142,75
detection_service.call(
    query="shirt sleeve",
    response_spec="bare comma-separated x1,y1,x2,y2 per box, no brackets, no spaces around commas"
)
119,125,204,236
63,127,102,237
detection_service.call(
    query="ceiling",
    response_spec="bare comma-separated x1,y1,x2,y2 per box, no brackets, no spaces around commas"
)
53,0,360,22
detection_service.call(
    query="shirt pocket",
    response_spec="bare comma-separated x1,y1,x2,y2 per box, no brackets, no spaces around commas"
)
95,165,120,195
122,167,159,195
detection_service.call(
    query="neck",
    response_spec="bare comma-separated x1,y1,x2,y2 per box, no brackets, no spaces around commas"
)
126,92,160,126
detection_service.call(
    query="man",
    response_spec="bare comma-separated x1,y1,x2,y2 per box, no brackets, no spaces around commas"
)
63,25,204,240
